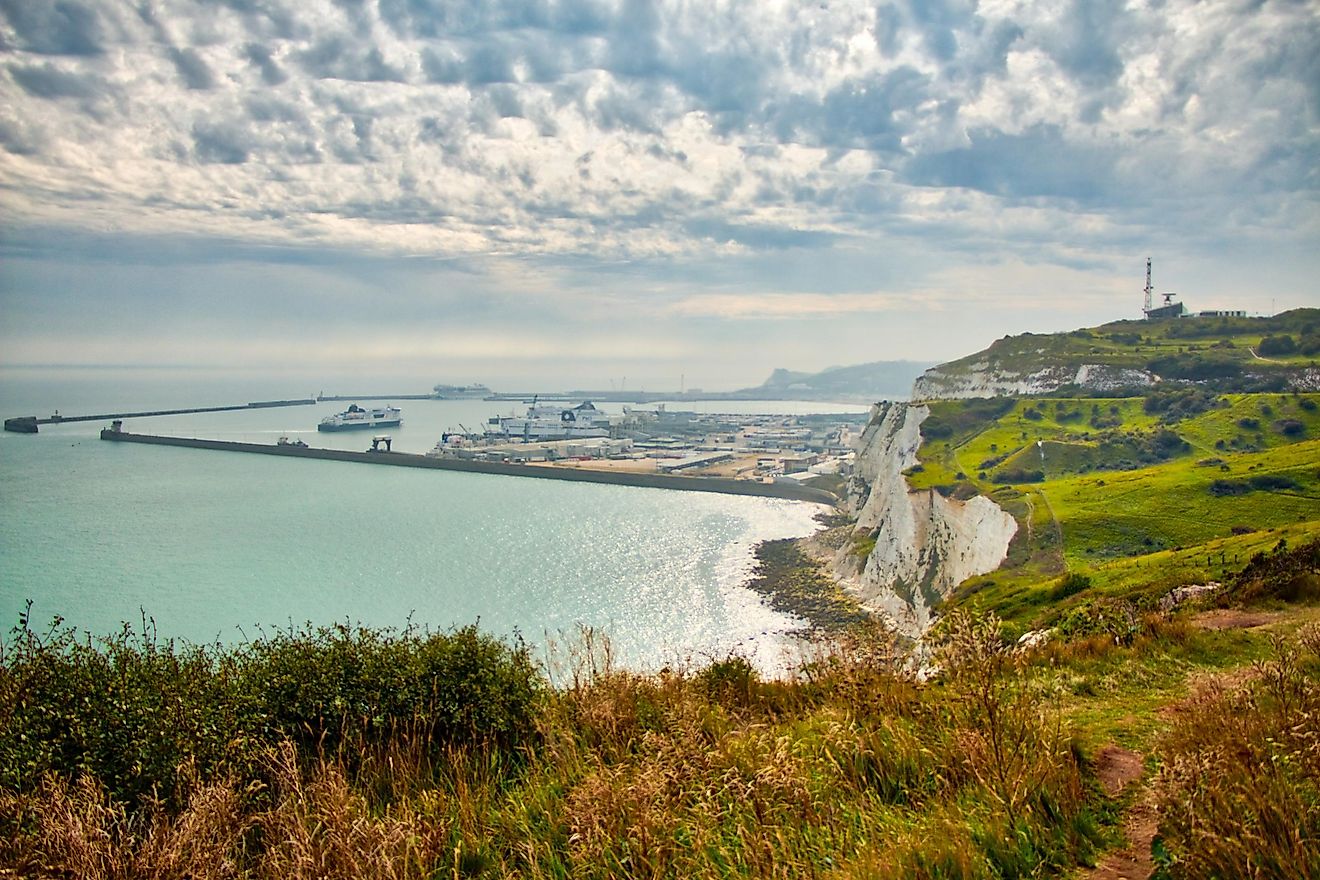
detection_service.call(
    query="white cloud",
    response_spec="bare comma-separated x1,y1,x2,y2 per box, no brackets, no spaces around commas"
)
1,0,1317,385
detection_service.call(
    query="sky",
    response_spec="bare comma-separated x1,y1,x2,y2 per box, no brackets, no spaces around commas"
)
1,0,1317,393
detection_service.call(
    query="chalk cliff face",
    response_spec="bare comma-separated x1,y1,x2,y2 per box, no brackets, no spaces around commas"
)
833,401,1018,637
912,362,1156,401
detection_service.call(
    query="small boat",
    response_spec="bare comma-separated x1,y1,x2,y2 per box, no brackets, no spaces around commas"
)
317,404,402,432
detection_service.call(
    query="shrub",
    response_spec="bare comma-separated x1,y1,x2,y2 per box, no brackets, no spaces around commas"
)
921,419,954,439
1053,598,1142,645
1050,572,1092,601
1209,475,1300,497
1151,428,1190,456
993,468,1045,484
1147,353,1242,381
1248,474,1300,491
1144,388,1220,423
0,617,542,808
1215,538,1320,605
1154,629,1320,878
1257,334,1297,356
1274,418,1305,436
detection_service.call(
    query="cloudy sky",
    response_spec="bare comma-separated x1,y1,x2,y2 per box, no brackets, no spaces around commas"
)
1,0,1317,392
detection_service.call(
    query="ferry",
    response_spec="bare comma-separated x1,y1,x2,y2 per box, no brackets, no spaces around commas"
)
432,383,492,399
486,400,611,440
317,404,402,432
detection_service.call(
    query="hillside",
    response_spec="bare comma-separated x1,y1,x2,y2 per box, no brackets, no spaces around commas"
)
830,309,1320,634
901,390,1320,632
834,311,1320,636
912,308,1320,400
739,360,935,402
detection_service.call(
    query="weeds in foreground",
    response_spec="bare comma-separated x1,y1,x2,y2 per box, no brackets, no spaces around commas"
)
1154,623,1320,879
936,611,1086,838
1,615,1110,878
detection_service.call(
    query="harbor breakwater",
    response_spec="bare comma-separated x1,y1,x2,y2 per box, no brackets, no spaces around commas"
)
5,399,315,433
99,430,839,505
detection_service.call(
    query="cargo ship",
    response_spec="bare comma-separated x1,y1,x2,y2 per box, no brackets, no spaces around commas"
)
317,404,402,432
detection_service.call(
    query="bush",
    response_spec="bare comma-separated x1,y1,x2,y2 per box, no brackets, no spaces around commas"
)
1144,388,1220,423
1210,475,1299,496
1151,428,1190,456
1274,419,1305,436
921,419,954,439
1215,538,1320,605
1257,334,1297,356
1050,572,1092,601
1248,474,1300,491
1147,353,1242,381
0,617,542,808
993,468,1045,484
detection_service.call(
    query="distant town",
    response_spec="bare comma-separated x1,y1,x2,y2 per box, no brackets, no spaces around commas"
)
427,403,866,494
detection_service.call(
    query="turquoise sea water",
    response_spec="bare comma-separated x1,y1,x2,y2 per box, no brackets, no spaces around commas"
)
0,370,868,672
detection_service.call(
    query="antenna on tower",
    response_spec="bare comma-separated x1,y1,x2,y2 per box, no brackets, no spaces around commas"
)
1143,257,1153,316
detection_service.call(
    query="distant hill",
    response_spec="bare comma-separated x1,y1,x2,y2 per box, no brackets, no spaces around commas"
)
913,308,1320,401
738,361,935,402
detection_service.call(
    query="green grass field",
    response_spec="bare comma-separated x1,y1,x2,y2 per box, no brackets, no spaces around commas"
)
923,308,1320,389
906,389,1320,633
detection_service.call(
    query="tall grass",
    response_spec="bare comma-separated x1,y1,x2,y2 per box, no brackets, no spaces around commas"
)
1153,624,1320,879
0,613,541,808
1,613,1111,878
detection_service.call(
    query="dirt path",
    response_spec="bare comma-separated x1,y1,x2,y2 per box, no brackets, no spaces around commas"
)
1085,745,1155,880
1189,607,1283,630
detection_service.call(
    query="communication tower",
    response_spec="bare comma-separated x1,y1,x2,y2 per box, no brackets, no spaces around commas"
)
1143,258,1153,315
1142,258,1185,319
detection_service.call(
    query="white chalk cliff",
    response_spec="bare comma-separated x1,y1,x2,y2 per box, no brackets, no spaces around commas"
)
831,401,1018,637
912,361,1156,401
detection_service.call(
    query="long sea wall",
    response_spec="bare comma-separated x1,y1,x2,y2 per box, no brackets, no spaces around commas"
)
829,401,1018,637
99,430,838,504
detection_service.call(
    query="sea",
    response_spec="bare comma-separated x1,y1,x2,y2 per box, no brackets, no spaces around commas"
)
0,369,871,674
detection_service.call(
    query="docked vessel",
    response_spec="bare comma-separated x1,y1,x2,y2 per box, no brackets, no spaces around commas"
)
486,400,612,440
432,383,492,399
318,404,402,432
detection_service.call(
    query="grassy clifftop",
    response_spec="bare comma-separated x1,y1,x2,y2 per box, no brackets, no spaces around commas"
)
902,346,1320,635
914,308,1320,398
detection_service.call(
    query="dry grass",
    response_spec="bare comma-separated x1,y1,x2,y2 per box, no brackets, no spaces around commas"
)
2,619,1113,879
1153,624,1320,878
1,771,246,880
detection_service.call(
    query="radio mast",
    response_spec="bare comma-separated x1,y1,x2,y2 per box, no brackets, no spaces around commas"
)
1143,258,1153,316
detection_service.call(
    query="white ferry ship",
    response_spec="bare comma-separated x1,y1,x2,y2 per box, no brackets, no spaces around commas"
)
432,383,492,399
317,404,402,432
486,400,611,440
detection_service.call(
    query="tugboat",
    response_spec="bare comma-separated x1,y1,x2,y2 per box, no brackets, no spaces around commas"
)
317,404,402,432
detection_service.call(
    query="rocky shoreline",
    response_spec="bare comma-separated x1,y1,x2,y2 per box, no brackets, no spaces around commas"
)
743,537,871,632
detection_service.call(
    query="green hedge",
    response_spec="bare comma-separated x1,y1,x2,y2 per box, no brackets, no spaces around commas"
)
0,615,541,807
